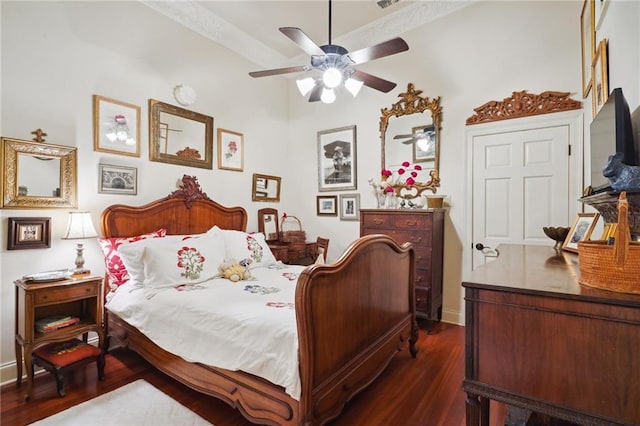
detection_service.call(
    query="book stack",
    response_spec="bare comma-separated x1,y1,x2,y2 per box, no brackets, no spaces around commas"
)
35,315,80,333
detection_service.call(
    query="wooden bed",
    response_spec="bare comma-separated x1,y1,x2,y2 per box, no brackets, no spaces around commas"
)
100,175,418,425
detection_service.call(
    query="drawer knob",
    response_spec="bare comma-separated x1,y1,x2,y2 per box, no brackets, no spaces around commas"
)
406,220,418,226
373,218,383,225
410,237,423,243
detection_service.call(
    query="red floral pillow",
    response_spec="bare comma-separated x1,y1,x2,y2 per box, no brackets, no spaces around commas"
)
99,229,166,291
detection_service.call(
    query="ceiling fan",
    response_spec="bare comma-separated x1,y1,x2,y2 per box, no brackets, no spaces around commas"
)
248,0,409,103
394,125,435,145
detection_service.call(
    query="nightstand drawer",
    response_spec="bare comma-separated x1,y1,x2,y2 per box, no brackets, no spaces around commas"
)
35,283,96,305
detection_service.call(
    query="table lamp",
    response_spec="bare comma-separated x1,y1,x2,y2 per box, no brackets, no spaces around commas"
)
62,212,98,276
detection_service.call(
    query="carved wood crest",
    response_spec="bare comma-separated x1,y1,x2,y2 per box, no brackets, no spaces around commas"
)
167,175,211,208
466,90,582,125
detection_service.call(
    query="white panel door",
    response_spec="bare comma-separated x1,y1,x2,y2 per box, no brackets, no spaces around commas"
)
472,125,570,269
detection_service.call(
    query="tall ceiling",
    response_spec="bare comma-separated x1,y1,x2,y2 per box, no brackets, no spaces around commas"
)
141,0,474,70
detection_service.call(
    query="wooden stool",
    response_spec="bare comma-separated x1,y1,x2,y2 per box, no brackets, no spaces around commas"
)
31,339,105,397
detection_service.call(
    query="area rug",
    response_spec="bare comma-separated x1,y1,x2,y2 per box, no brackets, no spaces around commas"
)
30,379,212,425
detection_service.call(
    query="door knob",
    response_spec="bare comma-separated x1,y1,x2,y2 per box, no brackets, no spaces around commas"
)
475,243,500,257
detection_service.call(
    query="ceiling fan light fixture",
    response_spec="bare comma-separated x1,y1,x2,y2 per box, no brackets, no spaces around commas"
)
344,78,364,97
296,77,316,96
322,67,342,89
320,88,336,104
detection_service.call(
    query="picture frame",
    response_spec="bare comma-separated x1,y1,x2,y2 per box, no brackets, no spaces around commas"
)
412,124,436,163
339,194,360,221
8,217,51,250
562,212,600,253
93,95,141,157
595,0,611,30
591,38,609,118
317,125,357,192
316,195,338,216
217,128,244,172
580,0,595,98
98,163,137,195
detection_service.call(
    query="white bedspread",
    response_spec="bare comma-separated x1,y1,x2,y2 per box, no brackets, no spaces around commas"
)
105,264,305,400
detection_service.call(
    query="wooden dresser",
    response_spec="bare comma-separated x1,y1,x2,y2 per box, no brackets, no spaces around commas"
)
360,208,445,321
463,245,640,425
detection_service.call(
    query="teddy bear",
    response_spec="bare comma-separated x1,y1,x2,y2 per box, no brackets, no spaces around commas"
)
218,258,252,282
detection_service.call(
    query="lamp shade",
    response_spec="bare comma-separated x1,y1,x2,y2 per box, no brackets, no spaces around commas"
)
62,212,98,240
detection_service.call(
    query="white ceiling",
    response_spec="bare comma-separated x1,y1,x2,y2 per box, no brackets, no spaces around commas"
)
141,0,474,70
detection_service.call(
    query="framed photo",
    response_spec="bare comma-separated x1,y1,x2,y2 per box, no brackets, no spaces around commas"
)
591,38,609,118
8,217,51,250
595,0,611,30
93,95,141,157
217,128,244,171
562,212,600,253
98,163,137,195
580,0,595,98
317,125,357,192
339,194,360,221
412,125,436,163
317,195,338,216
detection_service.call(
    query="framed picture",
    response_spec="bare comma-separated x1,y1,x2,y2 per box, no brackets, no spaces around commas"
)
217,128,244,171
562,212,600,253
595,0,611,30
8,217,51,250
339,194,360,221
580,0,595,98
93,95,141,157
317,125,357,192
591,38,609,118
412,125,436,163
98,163,137,195
317,195,338,216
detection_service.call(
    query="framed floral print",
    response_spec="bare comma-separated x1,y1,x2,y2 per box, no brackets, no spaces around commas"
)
217,128,244,172
317,125,357,192
580,0,595,98
93,95,141,157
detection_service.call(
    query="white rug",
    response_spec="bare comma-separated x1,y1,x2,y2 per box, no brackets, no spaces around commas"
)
30,379,212,426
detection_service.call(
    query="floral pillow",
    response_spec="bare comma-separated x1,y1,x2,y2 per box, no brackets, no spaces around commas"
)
98,229,166,291
118,232,226,294
212,227,277,269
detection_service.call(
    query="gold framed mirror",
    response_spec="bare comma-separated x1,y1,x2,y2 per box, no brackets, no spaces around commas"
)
252,173,281,202
149,99,214,169
1,137,77,208
258,207,279,241
380,83,442,198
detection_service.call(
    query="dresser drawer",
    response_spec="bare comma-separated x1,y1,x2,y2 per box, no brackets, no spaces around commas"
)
415,287,431,313
415,248,433,270
35,283,97,305
361,212,433,231
415,268,432,287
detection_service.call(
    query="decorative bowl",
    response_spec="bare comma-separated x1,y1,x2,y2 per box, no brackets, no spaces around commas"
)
543,226,570,248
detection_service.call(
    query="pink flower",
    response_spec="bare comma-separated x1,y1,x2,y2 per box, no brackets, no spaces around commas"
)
381,169,392,177
397,168,406,175
401,161,411,167
406,177,415,186
385,186,394,193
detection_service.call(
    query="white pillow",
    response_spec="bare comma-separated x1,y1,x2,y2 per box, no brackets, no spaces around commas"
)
211,227,277,269
118,233,225,286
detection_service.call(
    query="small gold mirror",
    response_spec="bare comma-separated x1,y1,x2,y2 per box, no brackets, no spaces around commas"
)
149,99,214,169
258,207,279,241
1,137,77,208
252,173,281,202
380,83,442,199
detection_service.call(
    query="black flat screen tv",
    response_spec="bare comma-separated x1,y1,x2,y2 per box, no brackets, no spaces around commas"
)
589,87,638,193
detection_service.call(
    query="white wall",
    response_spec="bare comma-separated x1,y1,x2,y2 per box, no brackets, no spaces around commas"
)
2,0,638,383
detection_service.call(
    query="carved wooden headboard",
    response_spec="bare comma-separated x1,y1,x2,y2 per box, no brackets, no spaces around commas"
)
100,175,248,238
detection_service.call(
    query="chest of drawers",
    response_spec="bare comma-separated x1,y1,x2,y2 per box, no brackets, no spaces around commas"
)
360,209,445,321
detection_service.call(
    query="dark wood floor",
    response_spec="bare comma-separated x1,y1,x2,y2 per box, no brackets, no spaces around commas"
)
1,322,509,426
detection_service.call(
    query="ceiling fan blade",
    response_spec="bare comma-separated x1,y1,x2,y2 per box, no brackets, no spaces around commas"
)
249,65,307,78
279,27,326,56
352,70,397,93
394,134,412,139
308,83,323,102
346,37,409,65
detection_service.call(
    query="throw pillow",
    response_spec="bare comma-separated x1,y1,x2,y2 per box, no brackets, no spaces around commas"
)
212,226,277,269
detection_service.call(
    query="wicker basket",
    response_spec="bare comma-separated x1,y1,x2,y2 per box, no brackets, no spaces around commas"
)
578,192,640,294
279,215,306,243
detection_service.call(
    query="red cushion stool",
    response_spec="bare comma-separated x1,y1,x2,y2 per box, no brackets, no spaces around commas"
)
32,339,105,397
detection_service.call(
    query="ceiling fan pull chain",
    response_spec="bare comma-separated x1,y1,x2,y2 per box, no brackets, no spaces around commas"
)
328,0,332,45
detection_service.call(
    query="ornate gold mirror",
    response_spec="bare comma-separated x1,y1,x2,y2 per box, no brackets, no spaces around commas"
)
149,99,214,169
258,207,279,241
1,137,77,208
252,173,281,202
380,83,442,198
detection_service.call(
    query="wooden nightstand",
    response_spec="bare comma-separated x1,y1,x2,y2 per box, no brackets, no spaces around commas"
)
14,275,105,399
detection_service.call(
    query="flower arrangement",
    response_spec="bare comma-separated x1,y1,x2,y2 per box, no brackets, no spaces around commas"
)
370,161,423,208
382,161,423,186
